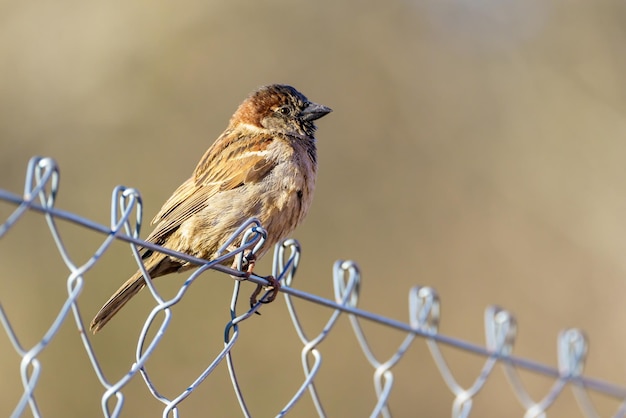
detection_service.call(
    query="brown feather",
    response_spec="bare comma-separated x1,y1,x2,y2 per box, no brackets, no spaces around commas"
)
147,130,278,247
89,254,181,333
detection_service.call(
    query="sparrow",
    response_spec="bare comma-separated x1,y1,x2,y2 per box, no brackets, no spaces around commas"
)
90,84,331,333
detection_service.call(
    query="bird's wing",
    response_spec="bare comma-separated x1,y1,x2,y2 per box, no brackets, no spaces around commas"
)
144,131,277,247
193,131,276,190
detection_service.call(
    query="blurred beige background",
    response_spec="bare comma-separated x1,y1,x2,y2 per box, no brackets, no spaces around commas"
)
2,0,626,416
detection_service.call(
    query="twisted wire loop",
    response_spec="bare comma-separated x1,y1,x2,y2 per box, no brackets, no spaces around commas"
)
1,156,60,418
2,157,626,418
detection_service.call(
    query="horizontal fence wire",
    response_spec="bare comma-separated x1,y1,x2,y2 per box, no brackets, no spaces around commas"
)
1,156,626,418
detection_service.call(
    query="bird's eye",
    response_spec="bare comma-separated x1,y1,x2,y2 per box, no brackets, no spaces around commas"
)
276,106,291,116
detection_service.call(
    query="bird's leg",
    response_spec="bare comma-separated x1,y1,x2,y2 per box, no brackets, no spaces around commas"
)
244,252,281,309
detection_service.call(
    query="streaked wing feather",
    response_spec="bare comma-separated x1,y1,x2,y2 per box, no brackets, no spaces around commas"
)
151,177,197,225
145,177,216,246
144,131,277,246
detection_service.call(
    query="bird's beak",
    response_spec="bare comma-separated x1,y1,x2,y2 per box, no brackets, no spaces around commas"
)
301,102,332,121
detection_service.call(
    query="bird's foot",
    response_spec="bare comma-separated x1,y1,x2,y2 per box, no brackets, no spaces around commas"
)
243,253,281,312
249,275,281,308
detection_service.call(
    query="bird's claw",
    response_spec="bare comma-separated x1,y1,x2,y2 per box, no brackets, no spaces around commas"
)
243,254,281,312
249,275,281,308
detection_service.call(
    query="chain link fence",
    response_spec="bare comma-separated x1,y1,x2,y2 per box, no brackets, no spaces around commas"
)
2,156,626,418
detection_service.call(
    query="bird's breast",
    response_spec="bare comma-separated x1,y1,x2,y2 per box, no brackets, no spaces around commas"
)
256,138,317,240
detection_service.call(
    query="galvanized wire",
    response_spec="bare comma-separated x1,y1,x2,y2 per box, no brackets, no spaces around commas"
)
2,156,626,418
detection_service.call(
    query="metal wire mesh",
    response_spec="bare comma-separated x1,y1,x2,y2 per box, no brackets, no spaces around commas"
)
2,156,626,418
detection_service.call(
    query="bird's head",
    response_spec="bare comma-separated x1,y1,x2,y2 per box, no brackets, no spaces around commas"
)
231,84,332,137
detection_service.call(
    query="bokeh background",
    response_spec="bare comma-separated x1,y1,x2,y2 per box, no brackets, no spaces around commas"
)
2,0,626,416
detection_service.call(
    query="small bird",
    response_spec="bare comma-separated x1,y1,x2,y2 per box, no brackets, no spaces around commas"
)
90,84,331,333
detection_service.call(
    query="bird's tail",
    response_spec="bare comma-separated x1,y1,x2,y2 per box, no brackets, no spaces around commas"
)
90,256,179,334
